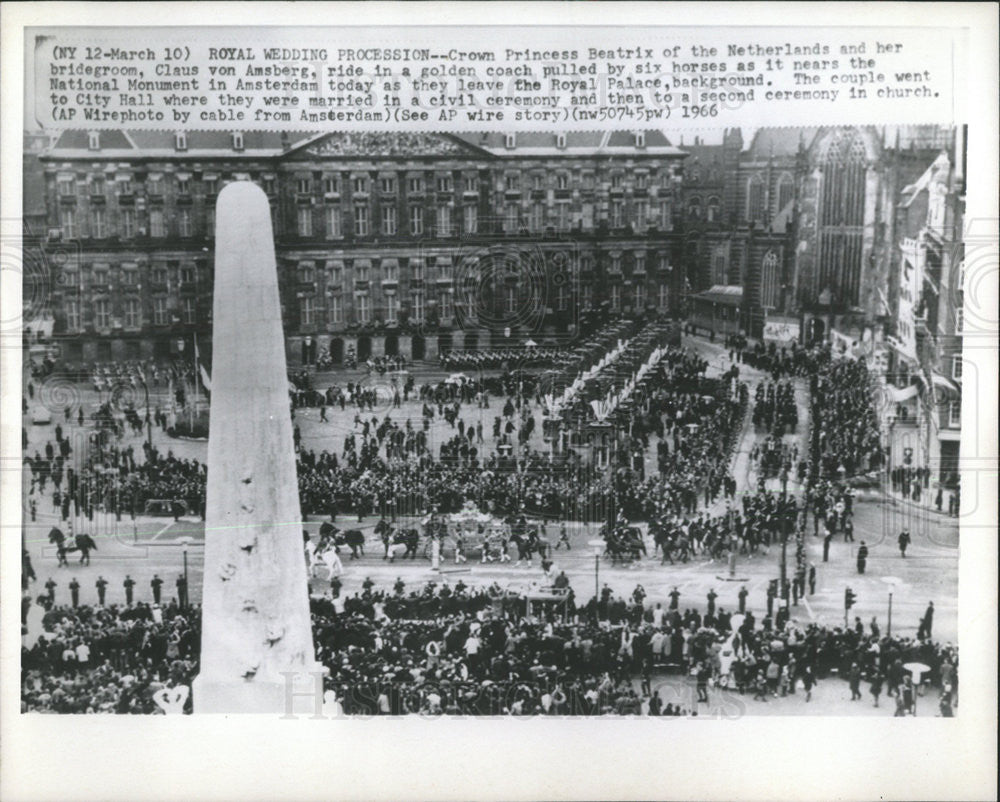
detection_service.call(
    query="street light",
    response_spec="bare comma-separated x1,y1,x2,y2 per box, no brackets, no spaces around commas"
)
881,576,902,636
587,538,604,621
140,376,153,452
178,535,193,608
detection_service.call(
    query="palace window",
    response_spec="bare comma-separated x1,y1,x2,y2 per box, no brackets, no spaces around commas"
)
463,204,478,234
297,208,313,237
149,210,165,238
611,201,624,228
409,206,424,235
530,204,545,232
120,209,135,239
300,297,316,326
354,206,369,236
635,200,649,231
94,299,110,328
328,294,343,324
91,209,107,238
436,205,452,236
153,297,168,325
124,298,141,328
356,294,371,323
381,206,397,236
504,204,519,233
439,291,453,319
326,207,343,239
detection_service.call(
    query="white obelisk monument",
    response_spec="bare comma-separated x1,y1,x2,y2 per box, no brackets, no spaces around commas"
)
193,182,322,713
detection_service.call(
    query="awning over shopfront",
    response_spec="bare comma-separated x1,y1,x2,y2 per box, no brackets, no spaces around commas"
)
692,285,743,306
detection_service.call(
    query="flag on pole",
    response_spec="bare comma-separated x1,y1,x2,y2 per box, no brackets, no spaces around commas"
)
194,335,211,393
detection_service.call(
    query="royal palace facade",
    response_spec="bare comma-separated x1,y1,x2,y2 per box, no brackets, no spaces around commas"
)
36,129,687,365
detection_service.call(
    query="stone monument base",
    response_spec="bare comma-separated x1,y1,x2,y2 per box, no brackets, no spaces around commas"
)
193,663,327,716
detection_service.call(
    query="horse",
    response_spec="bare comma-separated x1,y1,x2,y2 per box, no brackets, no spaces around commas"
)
390,528,420,561
602,525,643,565
622,526,647,557
49,528,98,565
73,534,98,565
309,545,343,580
48,527,75,566
334,529,366,559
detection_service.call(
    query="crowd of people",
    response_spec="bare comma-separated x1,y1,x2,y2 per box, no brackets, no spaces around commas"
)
21,331,733,527
809,357,884,481
21,580,957,716
21,600,199,714
753,380,798,434
24,435,206,524
739,341,830,380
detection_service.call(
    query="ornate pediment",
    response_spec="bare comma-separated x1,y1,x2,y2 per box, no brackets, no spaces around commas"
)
299,132,475,159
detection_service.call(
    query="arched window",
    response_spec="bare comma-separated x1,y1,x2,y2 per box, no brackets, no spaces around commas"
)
687,196,702,220
746,175,765,223
706,196,721,222
817,129,868,306
776,174,794,214
761,250,780,309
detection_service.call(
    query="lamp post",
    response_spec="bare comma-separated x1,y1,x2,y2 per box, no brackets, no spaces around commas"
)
881,576,902,636
588,539,604,621
178,535,193,608
141,376,153,452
